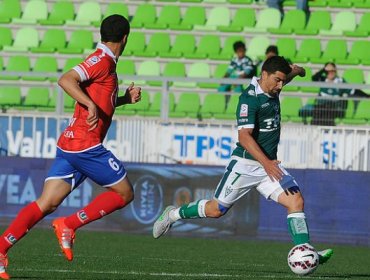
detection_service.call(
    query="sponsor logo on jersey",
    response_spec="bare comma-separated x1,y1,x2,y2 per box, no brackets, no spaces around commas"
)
240,104,248,117
261,103,269,108
131,175,163,224
85,56,101,67
5,233,17,245
248,90,255,96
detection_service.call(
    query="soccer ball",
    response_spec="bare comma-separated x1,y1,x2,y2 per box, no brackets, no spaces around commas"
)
287,243,319,276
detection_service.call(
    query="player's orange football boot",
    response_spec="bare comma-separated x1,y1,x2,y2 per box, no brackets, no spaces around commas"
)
0,253,10,280
52,217,75,261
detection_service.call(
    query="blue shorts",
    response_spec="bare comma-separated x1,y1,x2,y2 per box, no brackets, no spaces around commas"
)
46,145,126,189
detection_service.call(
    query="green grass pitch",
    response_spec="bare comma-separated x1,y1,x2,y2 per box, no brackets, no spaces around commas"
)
3,227,370,279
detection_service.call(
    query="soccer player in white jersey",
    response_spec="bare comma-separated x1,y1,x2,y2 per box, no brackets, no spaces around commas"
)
153,56,333,266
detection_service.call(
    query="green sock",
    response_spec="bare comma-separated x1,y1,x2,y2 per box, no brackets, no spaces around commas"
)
287,212,310,245
179,200,208,219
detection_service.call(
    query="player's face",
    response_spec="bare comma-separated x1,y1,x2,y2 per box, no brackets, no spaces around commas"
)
262,71,287,95
236,48,246,59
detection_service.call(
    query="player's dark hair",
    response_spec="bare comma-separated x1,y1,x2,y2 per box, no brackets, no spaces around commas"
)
265,45,279,56
233,41,246,52
100,14,130,43
262,56,291,75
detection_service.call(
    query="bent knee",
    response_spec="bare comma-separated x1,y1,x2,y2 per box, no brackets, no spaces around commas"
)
206,202,229,218
117,189,134,205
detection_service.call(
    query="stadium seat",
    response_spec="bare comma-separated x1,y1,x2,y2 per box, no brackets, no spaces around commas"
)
161,34,196,58
337,41,370,65
103,3,128,19
30,29,66,53
276,38,297,61
2,27,39,52
0,57,3,71
295,11,331,35
310,40,348,64
320,11,356,36
204,0,227,2
0,0,21,23
328,0,354,8
12,0,47,24
62,58,83,73
194,7,230,31
176,63,210,88
123,32,146,56
295,67,319,93
146,6,181,29
170,93,200,118
146,92,175,117
21,87,50,109
269,10,306,34
179,0,203,3
130,4,156,28
170,7,205,30
0,27,12,50
355,0,370,8
295,39,322,63
136,33,170,57
342,100,370,125
0,56,30,80
59,30,94,54
66,1,101,26
344,12,370,37
218,8,255,32
204,64,229,89
135,61,161,87
116,91,150,116
186,35,220,59
212,35,245,60
343,69,364,84
23,57,58,82
39,1,75,25
228,0,253,3
244,8,281,33
200,94,226,119
247,36,270,60
0,87,21,108
116,60,136,84
280,97,303,122
214,94,239,120
163,62,186,86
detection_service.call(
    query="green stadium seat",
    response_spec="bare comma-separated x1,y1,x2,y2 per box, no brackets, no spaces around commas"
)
218,8,255,32
269,10,306,34
44,90,75,112
186,35,220,59
2,27,39,52
0,87,21,108
0,0,21,23
23,57,58,82
63,58,83,73
200,94,226,119
214,36,245,60
0,27,12,50
328,0,354,8
295,11,331,35
12,0,47,24
146,92,175,117
343,69,364,84
175,63,210,88
170,93,200,118
214,94,239,120
30,29,66,53
170,7,205,30
336,41,370,65
281,97,303,122
228,0,253,3
295,39,322,63
213,64,229,79
244,8,281,33
66,1,101,26
364,73,370,94
117,60,136,84
0,56,30,80
123,32,146,56
130,4,156,28
320,11,356,36
146,6,181,29
247,36,270,60
354,0,370,8
39,1,75,25
116,91,150,116
136,33,170,57
310,40,348,64
59,30,94,54
296,67,319,93
135,61,161,87
179,0,202,3
161,34,196,58
342,100,370,125
276,38,296,61
204,0,227,2
344,12,370,37
163,62,186,87
103,3,129,19
22,87,50,108
0,57,3,71
156,0,177,2
194,7,230,31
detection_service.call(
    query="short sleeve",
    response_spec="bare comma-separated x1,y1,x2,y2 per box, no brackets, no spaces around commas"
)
236,94,258,130
73,56,110,82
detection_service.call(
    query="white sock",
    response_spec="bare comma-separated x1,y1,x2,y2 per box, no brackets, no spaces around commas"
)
169,208,181,222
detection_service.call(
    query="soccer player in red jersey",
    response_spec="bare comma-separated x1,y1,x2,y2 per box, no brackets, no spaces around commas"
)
0,15,140,279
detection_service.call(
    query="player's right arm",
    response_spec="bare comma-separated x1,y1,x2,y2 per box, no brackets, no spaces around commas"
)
58,70,98,131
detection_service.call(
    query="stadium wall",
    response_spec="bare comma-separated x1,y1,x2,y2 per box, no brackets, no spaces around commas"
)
0,157,369,246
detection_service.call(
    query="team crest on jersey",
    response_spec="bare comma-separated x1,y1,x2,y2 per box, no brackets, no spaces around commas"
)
85,56,100,67
248,89,255,96
240,104,248,117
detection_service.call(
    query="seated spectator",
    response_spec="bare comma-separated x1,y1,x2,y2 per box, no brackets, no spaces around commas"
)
256,45,279,76
267,0,309,20
218,41,255,94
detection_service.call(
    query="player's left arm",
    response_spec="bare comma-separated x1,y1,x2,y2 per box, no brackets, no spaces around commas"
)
284,64,306,85
116,82,142,107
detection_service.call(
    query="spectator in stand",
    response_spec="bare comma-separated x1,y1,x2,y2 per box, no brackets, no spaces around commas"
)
256,45,279,76
267,0,309,21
